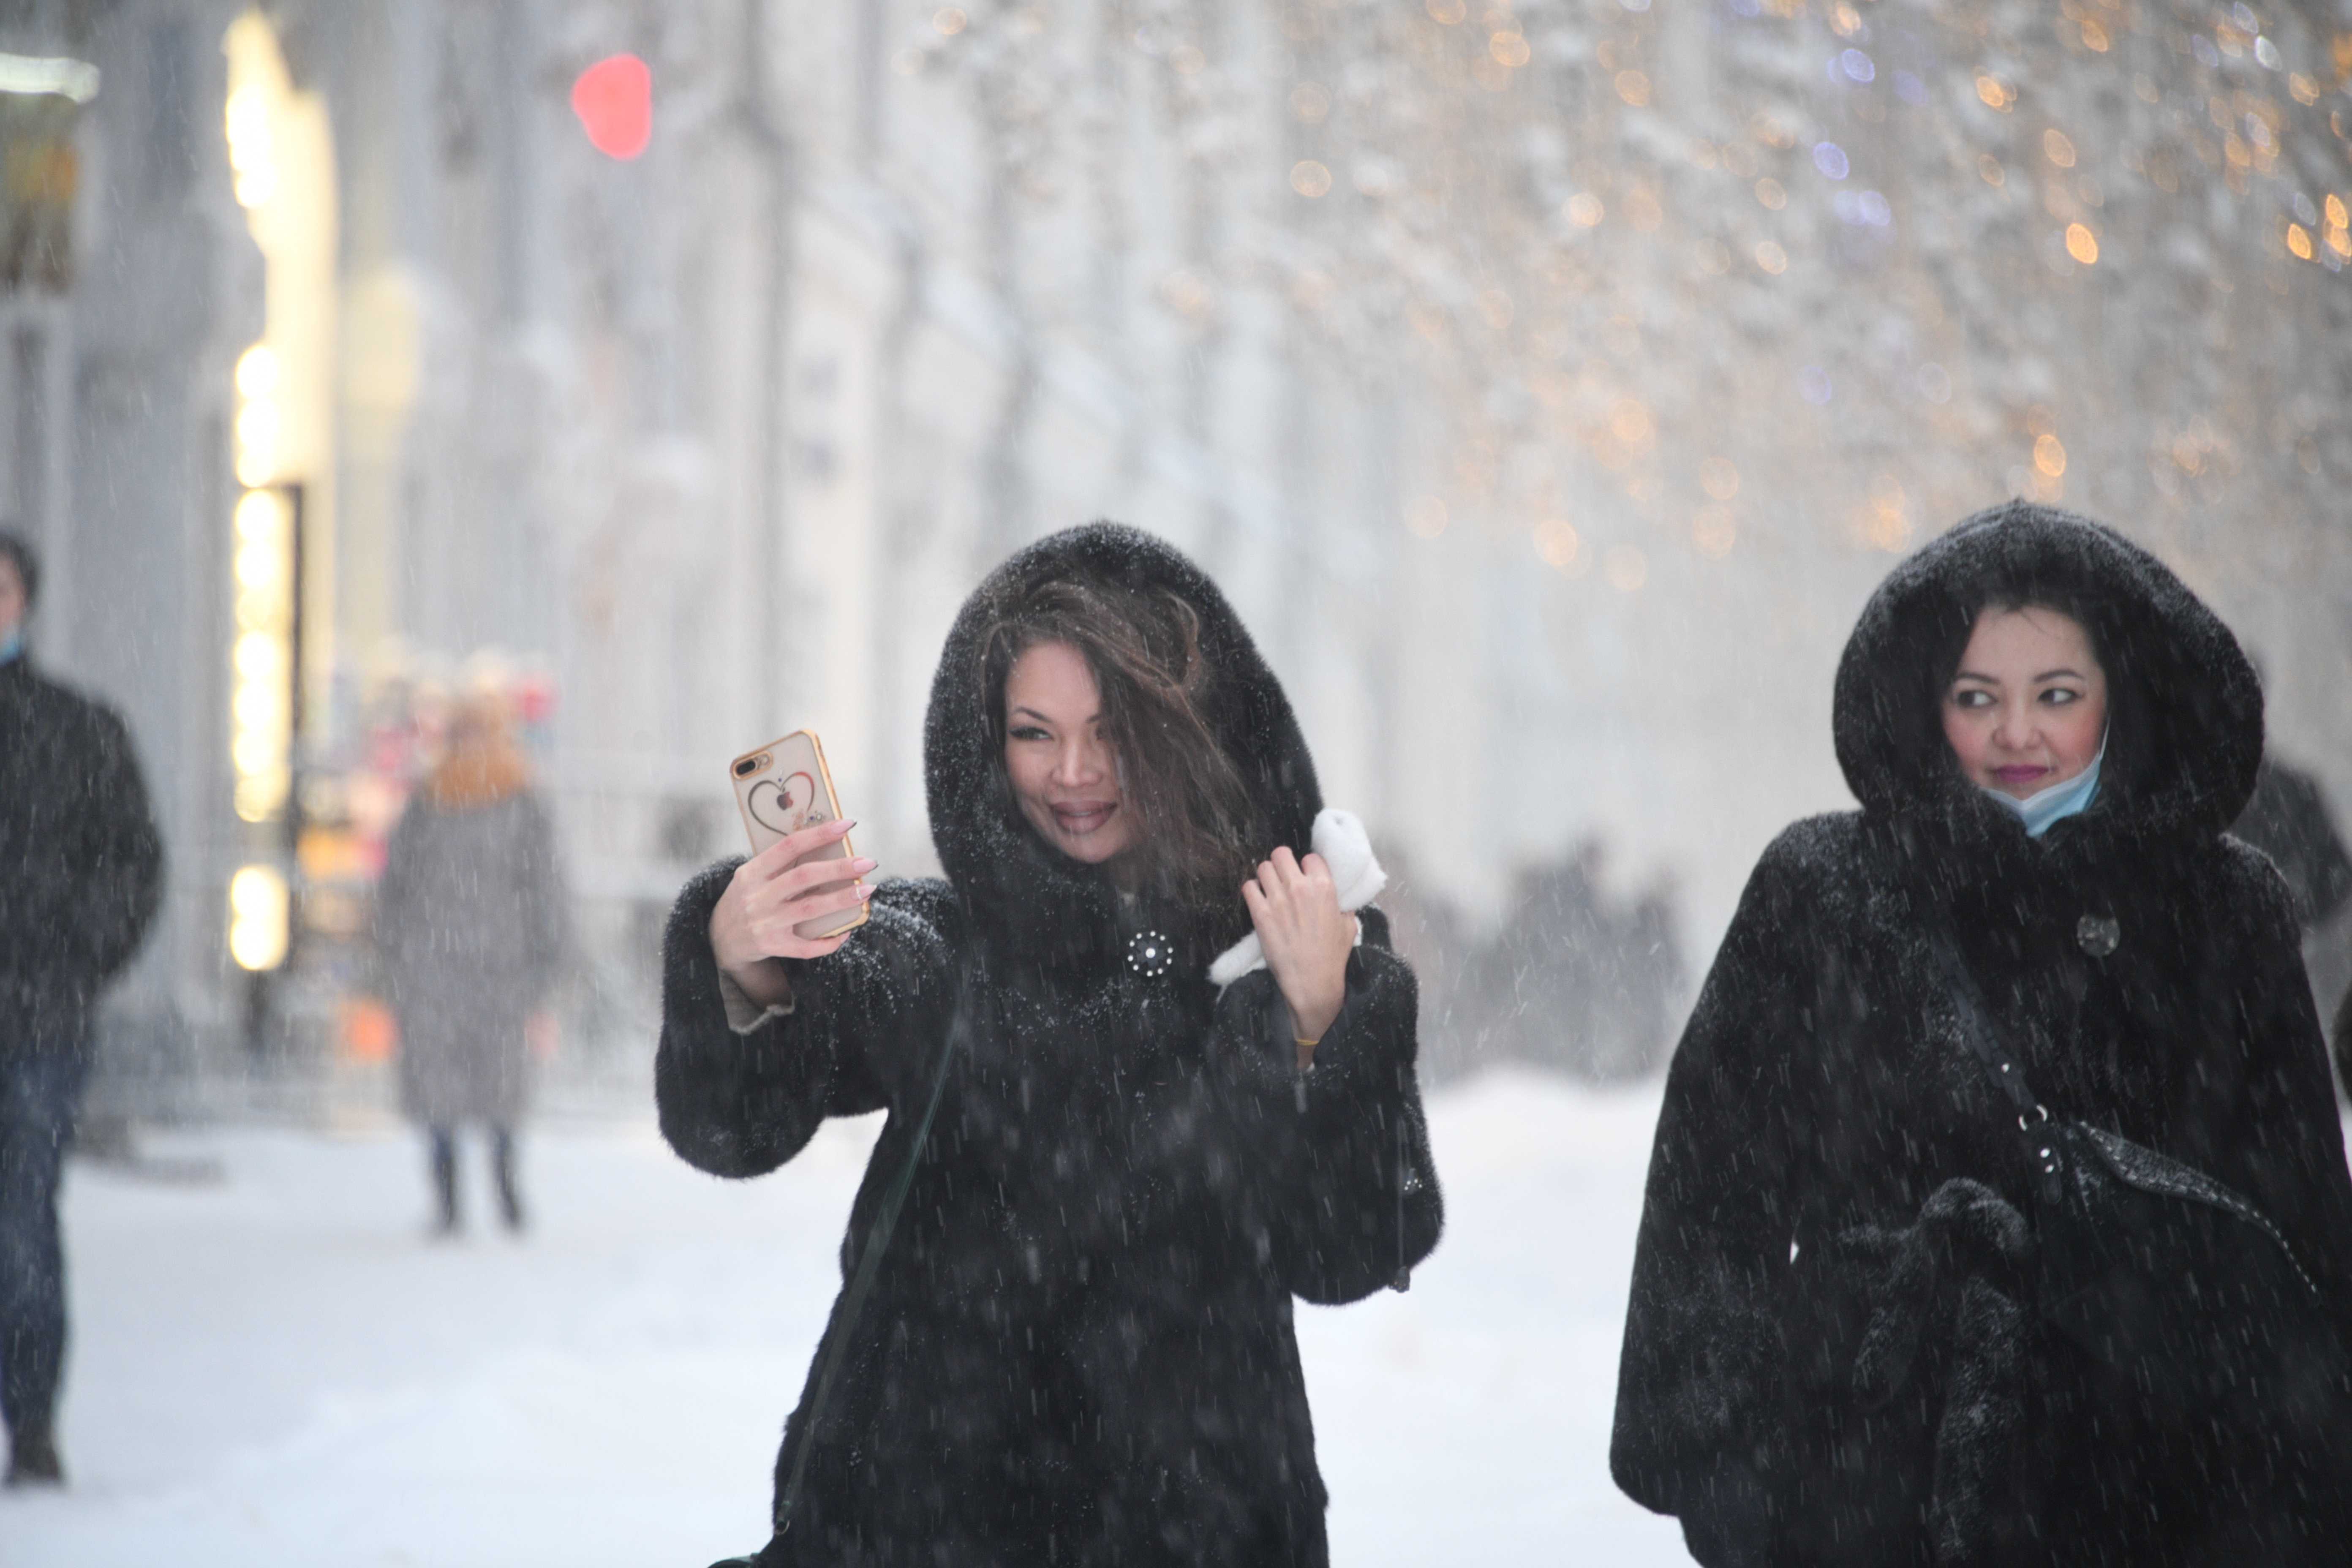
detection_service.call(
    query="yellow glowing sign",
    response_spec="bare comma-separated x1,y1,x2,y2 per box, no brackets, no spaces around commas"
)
229,863,290,971
220,8,336,964
225,86,275,207
228,383,293,828
234,343,276,397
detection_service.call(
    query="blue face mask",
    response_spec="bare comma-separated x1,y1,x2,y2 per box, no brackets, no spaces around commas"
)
1982,735,2105,839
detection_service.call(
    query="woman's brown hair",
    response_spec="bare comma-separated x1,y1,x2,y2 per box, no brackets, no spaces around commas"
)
980,576,1265,919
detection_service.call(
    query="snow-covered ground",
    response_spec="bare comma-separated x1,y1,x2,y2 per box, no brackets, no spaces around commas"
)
0,1070,1693,1567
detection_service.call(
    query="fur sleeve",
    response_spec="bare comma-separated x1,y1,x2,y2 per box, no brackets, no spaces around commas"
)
2196,839,2352,1341
655,864,957,1179
1610,826,1821,1557
1212,905,1445,1306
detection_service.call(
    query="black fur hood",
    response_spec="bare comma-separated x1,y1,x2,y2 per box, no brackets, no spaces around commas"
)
1831,501,2263,855
920,522,1321,969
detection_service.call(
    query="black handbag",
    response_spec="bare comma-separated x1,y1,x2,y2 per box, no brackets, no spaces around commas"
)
1925,929,2351,1435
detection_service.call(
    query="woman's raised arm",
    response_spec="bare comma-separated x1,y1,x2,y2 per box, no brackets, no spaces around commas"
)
657,865,957,1179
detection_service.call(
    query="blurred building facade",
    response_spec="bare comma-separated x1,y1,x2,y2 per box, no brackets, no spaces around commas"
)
14,0,2352,1097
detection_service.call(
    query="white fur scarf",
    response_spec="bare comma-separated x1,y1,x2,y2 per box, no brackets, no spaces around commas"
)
1207,808,1387,988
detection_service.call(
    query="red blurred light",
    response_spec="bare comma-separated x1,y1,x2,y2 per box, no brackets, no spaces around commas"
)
571,54,651,160
514,671,558,727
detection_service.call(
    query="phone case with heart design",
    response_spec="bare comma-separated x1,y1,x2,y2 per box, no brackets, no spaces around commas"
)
727,729,869,941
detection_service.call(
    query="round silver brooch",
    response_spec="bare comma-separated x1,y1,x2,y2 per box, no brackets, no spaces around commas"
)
2076,914,2121,958
1127,930,1173,978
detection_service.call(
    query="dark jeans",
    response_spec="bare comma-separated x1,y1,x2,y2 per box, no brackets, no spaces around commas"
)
0,1043,89,1440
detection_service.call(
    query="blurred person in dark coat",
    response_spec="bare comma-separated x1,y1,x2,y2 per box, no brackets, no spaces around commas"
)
373,692,567,1236
2227,750,2352,1086
2230,754,2352,931
0,530,162,1485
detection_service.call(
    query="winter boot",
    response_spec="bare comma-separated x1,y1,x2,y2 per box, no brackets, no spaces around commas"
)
491,1126,525,1233
428,1127,460,1236
5,1422,63,1486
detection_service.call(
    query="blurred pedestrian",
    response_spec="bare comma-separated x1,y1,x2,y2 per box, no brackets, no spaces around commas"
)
2230,752,2352,931
0,529,162,1486
2227,748,2352,1086
1462,846,1682,1081
373,691,566,1236
1612,504,2352,1564
662,524,1440,1566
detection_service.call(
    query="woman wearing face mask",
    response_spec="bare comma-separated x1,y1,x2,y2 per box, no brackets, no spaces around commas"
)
1611,504,2352,1565
659,524,1441,1568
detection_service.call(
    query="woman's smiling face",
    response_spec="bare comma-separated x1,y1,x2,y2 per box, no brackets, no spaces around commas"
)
1941,604,2109,800
1003,640,1138,865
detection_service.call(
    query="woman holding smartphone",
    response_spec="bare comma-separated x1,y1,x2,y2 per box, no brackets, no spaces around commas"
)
1611,504,2352,1565
659,523,1441,1567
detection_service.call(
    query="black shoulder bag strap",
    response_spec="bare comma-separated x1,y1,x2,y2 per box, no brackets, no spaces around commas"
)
756,963,976,1556
1919,927,2066,1206
1921,921,2321,1294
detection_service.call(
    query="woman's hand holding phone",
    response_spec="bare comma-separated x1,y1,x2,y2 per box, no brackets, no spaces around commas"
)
1243,847,1355,1070
709,818,876,1008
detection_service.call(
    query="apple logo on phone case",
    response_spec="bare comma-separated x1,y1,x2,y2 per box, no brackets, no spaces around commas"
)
748,771,825,837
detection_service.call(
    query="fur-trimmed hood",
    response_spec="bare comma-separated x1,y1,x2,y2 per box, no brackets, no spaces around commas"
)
920,522,1322,970
1832,502,2263,855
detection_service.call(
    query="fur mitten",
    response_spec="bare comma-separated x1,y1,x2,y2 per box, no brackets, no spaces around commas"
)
1843,1178,2032,1407
1835,1179,2036,1567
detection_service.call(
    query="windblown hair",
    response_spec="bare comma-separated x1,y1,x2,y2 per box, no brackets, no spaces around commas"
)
979,575,1266,922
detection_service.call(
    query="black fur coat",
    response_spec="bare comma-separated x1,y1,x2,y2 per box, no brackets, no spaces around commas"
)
658,524,1442,1567
1610,504,2352,1566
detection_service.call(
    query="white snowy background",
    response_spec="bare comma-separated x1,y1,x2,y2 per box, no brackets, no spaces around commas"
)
1,1073,1693,1568
14,1,2352,1561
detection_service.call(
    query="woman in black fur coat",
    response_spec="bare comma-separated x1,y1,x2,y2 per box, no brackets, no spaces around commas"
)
659,524,1441,1567
1611,503,2352,1566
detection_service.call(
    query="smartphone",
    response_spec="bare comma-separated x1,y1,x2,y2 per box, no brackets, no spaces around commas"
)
727,729,869,941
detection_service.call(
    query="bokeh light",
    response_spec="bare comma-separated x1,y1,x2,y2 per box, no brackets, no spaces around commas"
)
571,54,652,161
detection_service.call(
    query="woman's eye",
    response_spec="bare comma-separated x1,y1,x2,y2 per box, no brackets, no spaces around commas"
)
1009,726,1050,742
2040,688,2080,706
1950,688,1993,709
